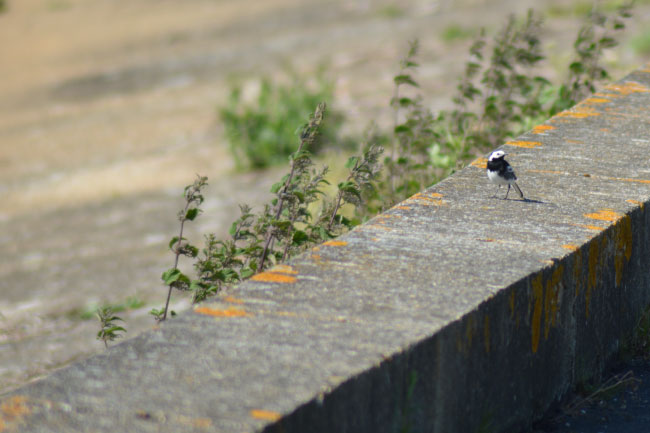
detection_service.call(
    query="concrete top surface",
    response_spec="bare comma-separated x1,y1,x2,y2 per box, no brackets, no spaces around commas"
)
2,70,650,432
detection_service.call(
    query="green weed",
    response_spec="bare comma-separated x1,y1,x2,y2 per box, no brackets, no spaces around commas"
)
220,68,344,169
441,24,475,43
96,307,126,348
153,175,208,321
73,296,145,321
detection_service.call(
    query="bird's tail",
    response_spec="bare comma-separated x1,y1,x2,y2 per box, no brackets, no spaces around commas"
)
513,182,524,199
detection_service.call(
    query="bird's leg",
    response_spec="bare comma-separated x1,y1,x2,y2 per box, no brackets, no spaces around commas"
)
492,185,500,198
504,184,511,200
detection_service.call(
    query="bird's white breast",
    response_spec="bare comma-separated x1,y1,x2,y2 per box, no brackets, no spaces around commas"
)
487,169,511,185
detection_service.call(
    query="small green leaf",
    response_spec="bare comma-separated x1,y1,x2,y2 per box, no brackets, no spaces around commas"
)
162,268,182,285
345,156,359,169
394,74,419,87
270,182,283,193
185,208,200,221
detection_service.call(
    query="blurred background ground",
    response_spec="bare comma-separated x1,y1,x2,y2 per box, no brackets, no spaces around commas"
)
1,0,650,394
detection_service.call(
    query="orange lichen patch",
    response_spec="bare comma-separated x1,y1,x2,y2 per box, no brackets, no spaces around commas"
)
404,192,447,207
471,157,488,168
177,415,213,429
395,206,411,210
600,128,610,132
556,106,600,118
626,199,645,209
312,246,320,252
311,254,321,260
582,97,611,104
251,272,297,284
323,240,348,247
1,396,30,420
223,296,245,304
531,124,555,134
194,306,251,317
572,223,606,231
583,209,622,222
269,264,298,275
566,139,583,144
506,140,542,148
609,177,650,184
605,81,650,95
594,92,621,98
250,409,282,422
531,273,543,353
561,244,579,251
477,238,497,242
362,224,392,231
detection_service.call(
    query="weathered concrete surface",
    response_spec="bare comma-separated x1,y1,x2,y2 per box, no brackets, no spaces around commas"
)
2,71,650,432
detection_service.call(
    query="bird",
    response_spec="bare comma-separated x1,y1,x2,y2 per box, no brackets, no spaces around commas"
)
486,150,524,200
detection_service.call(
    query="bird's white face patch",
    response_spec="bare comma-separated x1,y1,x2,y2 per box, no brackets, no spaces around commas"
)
488,150,506,161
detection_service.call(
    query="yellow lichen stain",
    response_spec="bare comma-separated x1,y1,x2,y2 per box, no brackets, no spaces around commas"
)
251,409,282,422
544,265,564,340
471,157,488,168
600,128,610,132
483,315,490,354
396,206,411,210
594,91,620,98
605,81,650,95
531,274,544,353
177,415,213,429
403,192,447,207
194,306,251,317
532,124,555,134
223,296,245,304
614,215,633,286
251,272,297,284
311,254,321,261
269,265,298,275
583,209,622,222
566,139,584,144
626,199,644,209
583,97,611,104
572,223,606,231
556,106,600,118
506,140,542,148
609,177,650,184
312,246,320,252
562,244,579,251
363,224,392,231
323,240,348,247
0,395,31,431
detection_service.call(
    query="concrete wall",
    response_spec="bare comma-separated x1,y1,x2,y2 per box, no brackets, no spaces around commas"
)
2,70,650,433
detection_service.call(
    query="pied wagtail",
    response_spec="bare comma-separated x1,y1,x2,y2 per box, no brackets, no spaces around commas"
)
486,150,524,200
